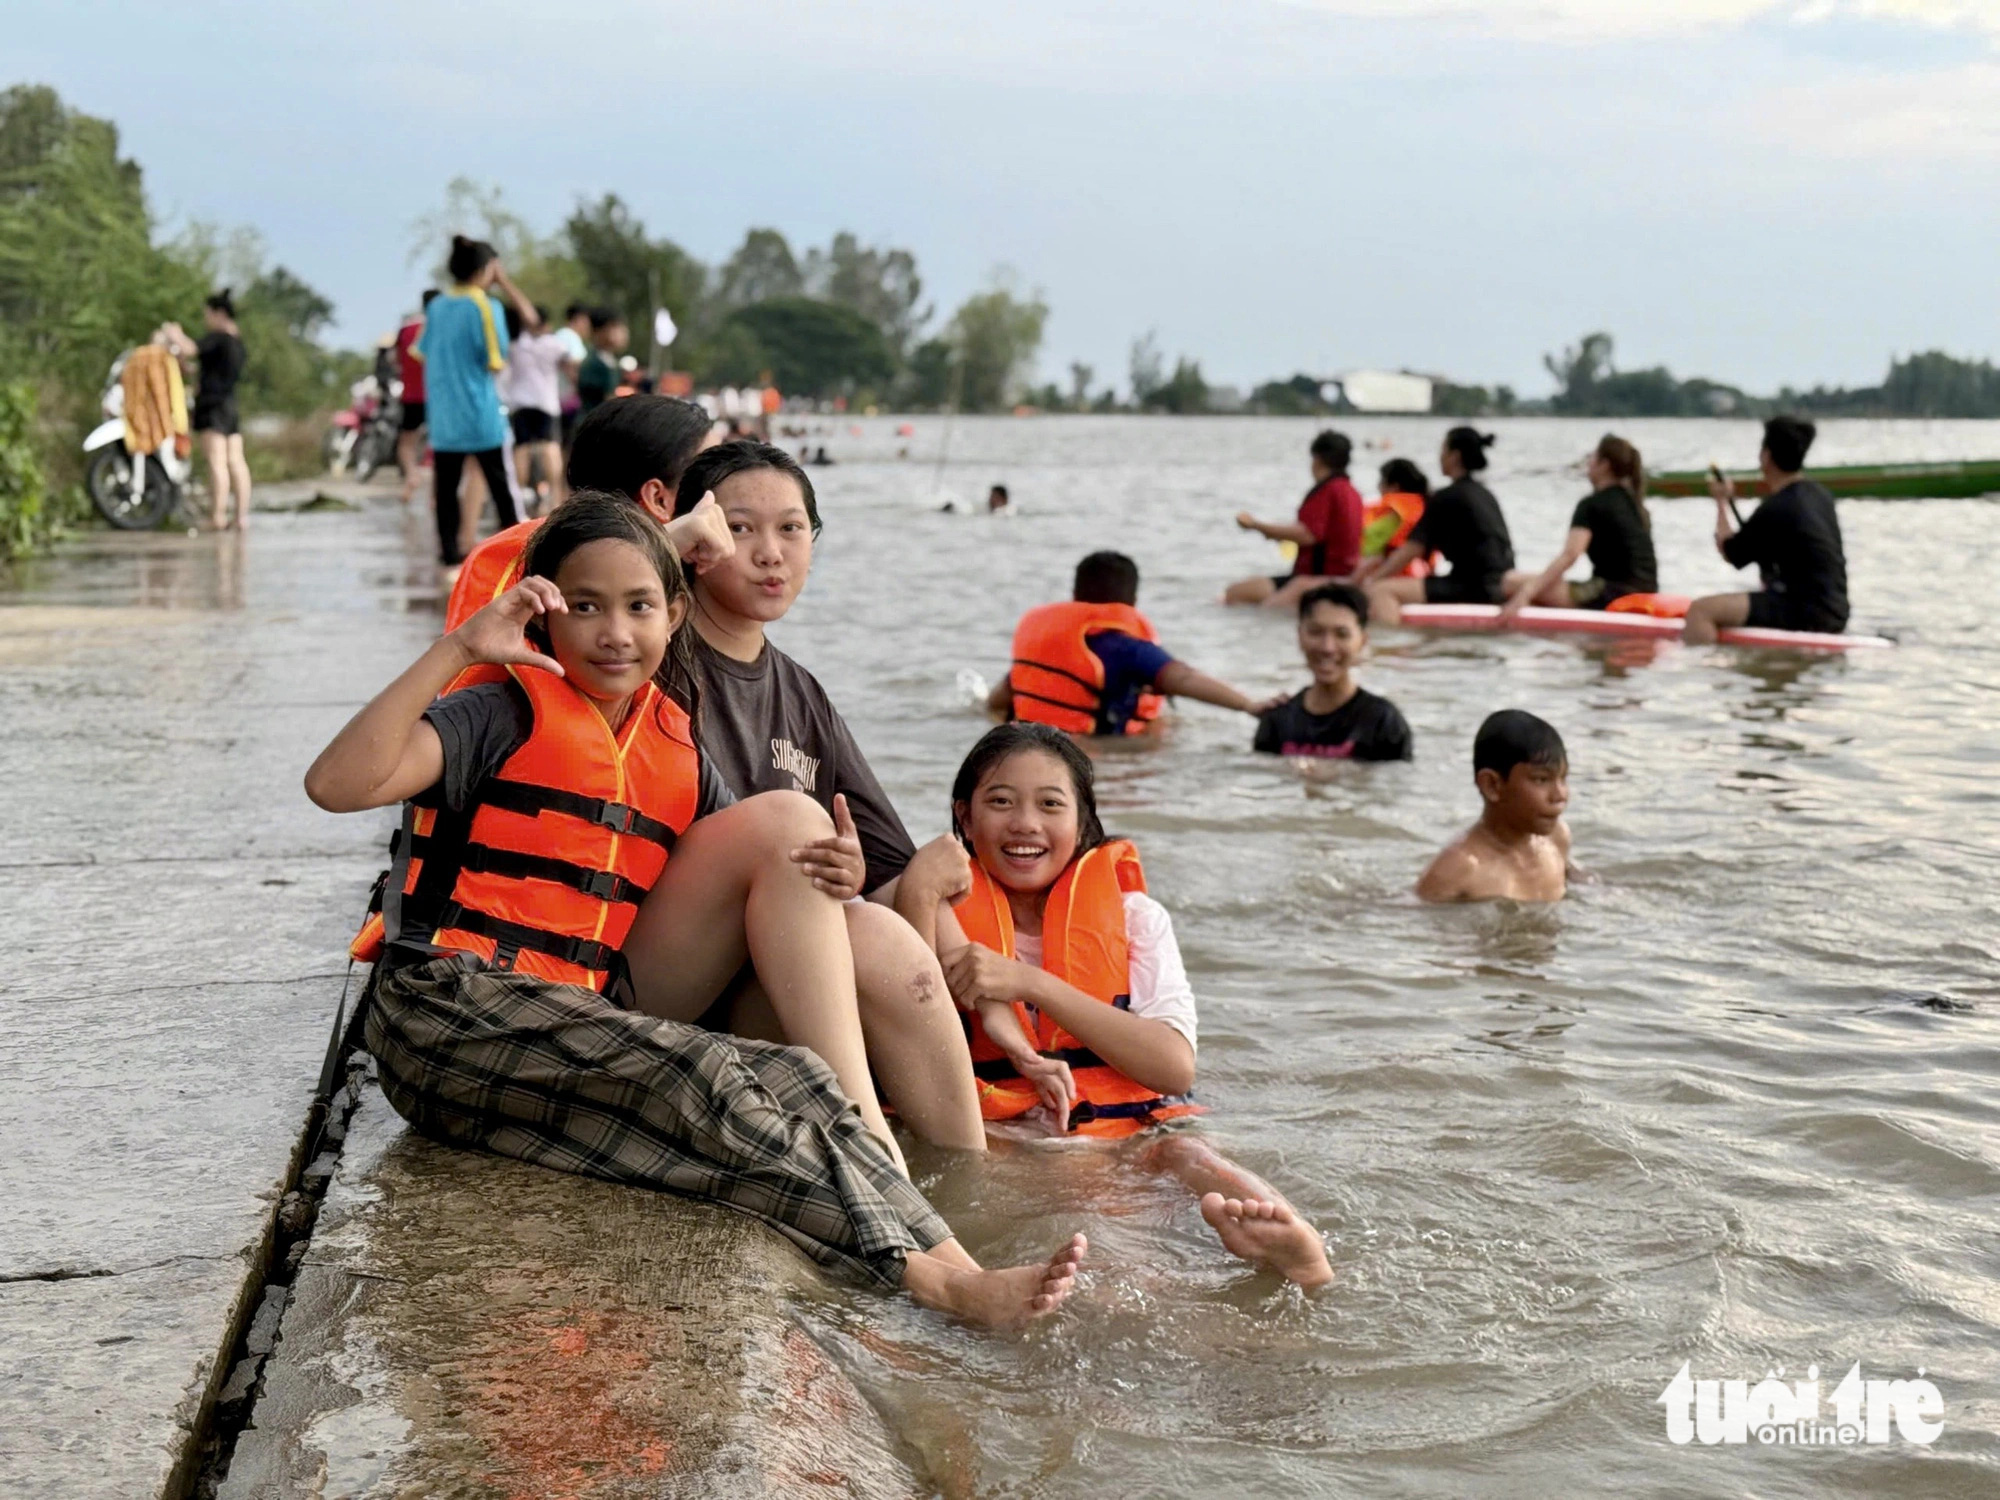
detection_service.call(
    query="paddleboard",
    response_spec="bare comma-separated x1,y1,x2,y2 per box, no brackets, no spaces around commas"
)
1399,604,1891,652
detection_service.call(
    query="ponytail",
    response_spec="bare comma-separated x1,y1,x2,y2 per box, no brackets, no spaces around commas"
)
1595,434,1648,530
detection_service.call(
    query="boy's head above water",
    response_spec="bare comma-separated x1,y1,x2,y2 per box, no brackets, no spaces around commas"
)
1471,710,1569,835
1072,550,1139,606
1296,583,1368,684
673,439,821,623
951,724,1107,896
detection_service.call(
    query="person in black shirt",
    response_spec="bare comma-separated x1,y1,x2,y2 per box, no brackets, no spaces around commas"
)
1685,414,1850,641
161,290,251,529
1253,583,1413,762
1499,434,1658,621
1358,426,1514,623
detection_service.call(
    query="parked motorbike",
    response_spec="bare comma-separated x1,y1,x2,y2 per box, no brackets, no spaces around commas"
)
83,351,195,530
324,350,403,480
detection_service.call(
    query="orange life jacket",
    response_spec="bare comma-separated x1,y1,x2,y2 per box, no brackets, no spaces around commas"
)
441,520,543,688
356,665,698,991
1008,602,1166,737
1362,493,1433,578
956,840,1202,1139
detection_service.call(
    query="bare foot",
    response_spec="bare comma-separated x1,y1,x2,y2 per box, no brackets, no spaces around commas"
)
906,1234,1087,1328
1200,1193,1333,1290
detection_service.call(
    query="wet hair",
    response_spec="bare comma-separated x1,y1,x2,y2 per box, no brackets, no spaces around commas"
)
1298,581,1369,627
1594,433,1648,529
204,288,235,317
1444,427,1495,473
568,395,716,505
421,288,441,308
1763,414,1816,473
1073,550,1139,605
950,723,1107,862
1379,457,1430,498
989,484,1009,500
674,438,822,536
1473,710,1567,780
521,489,699,721
446,235,497,283
1309,429,1352,475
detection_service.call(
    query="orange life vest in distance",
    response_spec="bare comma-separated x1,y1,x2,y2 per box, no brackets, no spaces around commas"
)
956,840,1202,1139
375,665,699,991
440,519,543,689
1362,493,1432,578
1008,602,1166,737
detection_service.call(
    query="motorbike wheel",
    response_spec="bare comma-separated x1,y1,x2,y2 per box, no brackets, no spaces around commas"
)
352,426,392,482
323,425,356,475
85,445,176,530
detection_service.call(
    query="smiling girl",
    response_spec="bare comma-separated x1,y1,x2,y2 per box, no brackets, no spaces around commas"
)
306,494,1084,1322
899,723,1335,1290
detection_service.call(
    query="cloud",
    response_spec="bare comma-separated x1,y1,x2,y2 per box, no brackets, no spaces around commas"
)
1278,0,2000,43
1741,59,2000,155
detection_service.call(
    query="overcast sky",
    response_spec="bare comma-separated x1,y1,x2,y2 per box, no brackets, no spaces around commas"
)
17,0,2000,395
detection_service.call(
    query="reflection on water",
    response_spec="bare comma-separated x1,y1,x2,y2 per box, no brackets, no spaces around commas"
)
775,416,2000,1496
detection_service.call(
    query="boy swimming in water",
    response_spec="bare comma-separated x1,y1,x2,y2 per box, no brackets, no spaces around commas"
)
1253,584,1412,761
1416,710,1570,902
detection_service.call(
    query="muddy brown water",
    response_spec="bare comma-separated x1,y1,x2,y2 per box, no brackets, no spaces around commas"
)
775,416,1999,1497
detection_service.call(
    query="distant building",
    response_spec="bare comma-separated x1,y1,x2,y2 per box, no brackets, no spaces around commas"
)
1206,384,1245,413
1335,370,1434,414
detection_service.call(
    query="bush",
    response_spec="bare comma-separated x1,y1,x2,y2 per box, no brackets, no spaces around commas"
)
0,379,85,558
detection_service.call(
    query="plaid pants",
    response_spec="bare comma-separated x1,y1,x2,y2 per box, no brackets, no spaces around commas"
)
365,956,951,1288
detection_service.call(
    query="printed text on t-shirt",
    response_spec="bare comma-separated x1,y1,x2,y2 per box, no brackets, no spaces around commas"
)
771,738,820,792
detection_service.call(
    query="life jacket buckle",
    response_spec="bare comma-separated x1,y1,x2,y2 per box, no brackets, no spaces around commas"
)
594,800,639,834
581,868,623,901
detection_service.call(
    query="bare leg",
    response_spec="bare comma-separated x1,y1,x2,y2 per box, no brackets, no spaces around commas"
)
1500,569,1570,608
397,429,424,501
1265,574,1333,611
847,903,985,1150
902,1234,1087,1327
226,435,252,528
1683,591,1750,644
202,431,231,529
1223,575,1278,606
624,791,903,1170
1364,575,1427,626
1143,1135,1332,1290
540,441,567,509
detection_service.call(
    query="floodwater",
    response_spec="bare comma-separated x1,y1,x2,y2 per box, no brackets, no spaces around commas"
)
769,416,2000,1497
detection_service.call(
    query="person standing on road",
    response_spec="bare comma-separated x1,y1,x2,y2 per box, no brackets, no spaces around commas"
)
162,291,252,530
416,236,536,569
500,300,568,515
394,290,438,503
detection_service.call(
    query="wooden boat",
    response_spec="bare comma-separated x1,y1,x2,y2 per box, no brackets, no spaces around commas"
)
1400,603,1891,653
1649,460,2000,500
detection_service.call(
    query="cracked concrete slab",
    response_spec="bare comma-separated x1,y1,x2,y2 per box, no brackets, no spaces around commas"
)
219,1087,928,1499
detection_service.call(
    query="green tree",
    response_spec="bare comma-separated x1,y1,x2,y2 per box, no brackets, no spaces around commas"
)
803,232,928,358
1143,357,1208,414
564,194,705,364
948,275,1047,412
724,296,893,397
1067,361,1094,410
1880,350,2000,417
716,228,803,309
903,336,958,409
1128,330,1164,405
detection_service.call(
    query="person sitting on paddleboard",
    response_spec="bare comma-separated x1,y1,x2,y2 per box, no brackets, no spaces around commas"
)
1497,434,1658,622
1254,583,1413,762
895,723,1334,1290
308,493,1085,1325
1362,458,1432,578
1417,710,1571,903
1225,429,1364,608
989,551,1273,735
1683,415,1849,643
1356,427,1515,625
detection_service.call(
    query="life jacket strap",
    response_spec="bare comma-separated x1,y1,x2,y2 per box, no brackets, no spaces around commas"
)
436,903,618,974
478,778,680,850
972,1045,1112,1083
453,842,653,905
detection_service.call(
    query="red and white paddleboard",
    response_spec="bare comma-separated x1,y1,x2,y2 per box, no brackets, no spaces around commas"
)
1398,604,1890,653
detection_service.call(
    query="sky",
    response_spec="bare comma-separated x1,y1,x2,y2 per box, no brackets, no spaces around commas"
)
15,0,2000,396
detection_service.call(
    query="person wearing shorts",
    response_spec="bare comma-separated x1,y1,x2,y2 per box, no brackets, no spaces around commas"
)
163,290,252,529
1359,427,1514,625
501,302,568,514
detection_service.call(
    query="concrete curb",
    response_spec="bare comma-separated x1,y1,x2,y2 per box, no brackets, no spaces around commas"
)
217,1083,931,1498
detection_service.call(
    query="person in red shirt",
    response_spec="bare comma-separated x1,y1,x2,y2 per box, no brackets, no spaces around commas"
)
394,289,437,502
1225,429,1364,608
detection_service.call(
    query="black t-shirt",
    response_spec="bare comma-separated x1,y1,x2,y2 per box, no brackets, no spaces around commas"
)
686,636,917,893
422,681,736,816
1253,685,1412,762
1570,484,1657,593
195,332,245,407
1408,478,1514,585
1721,479,1849,631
